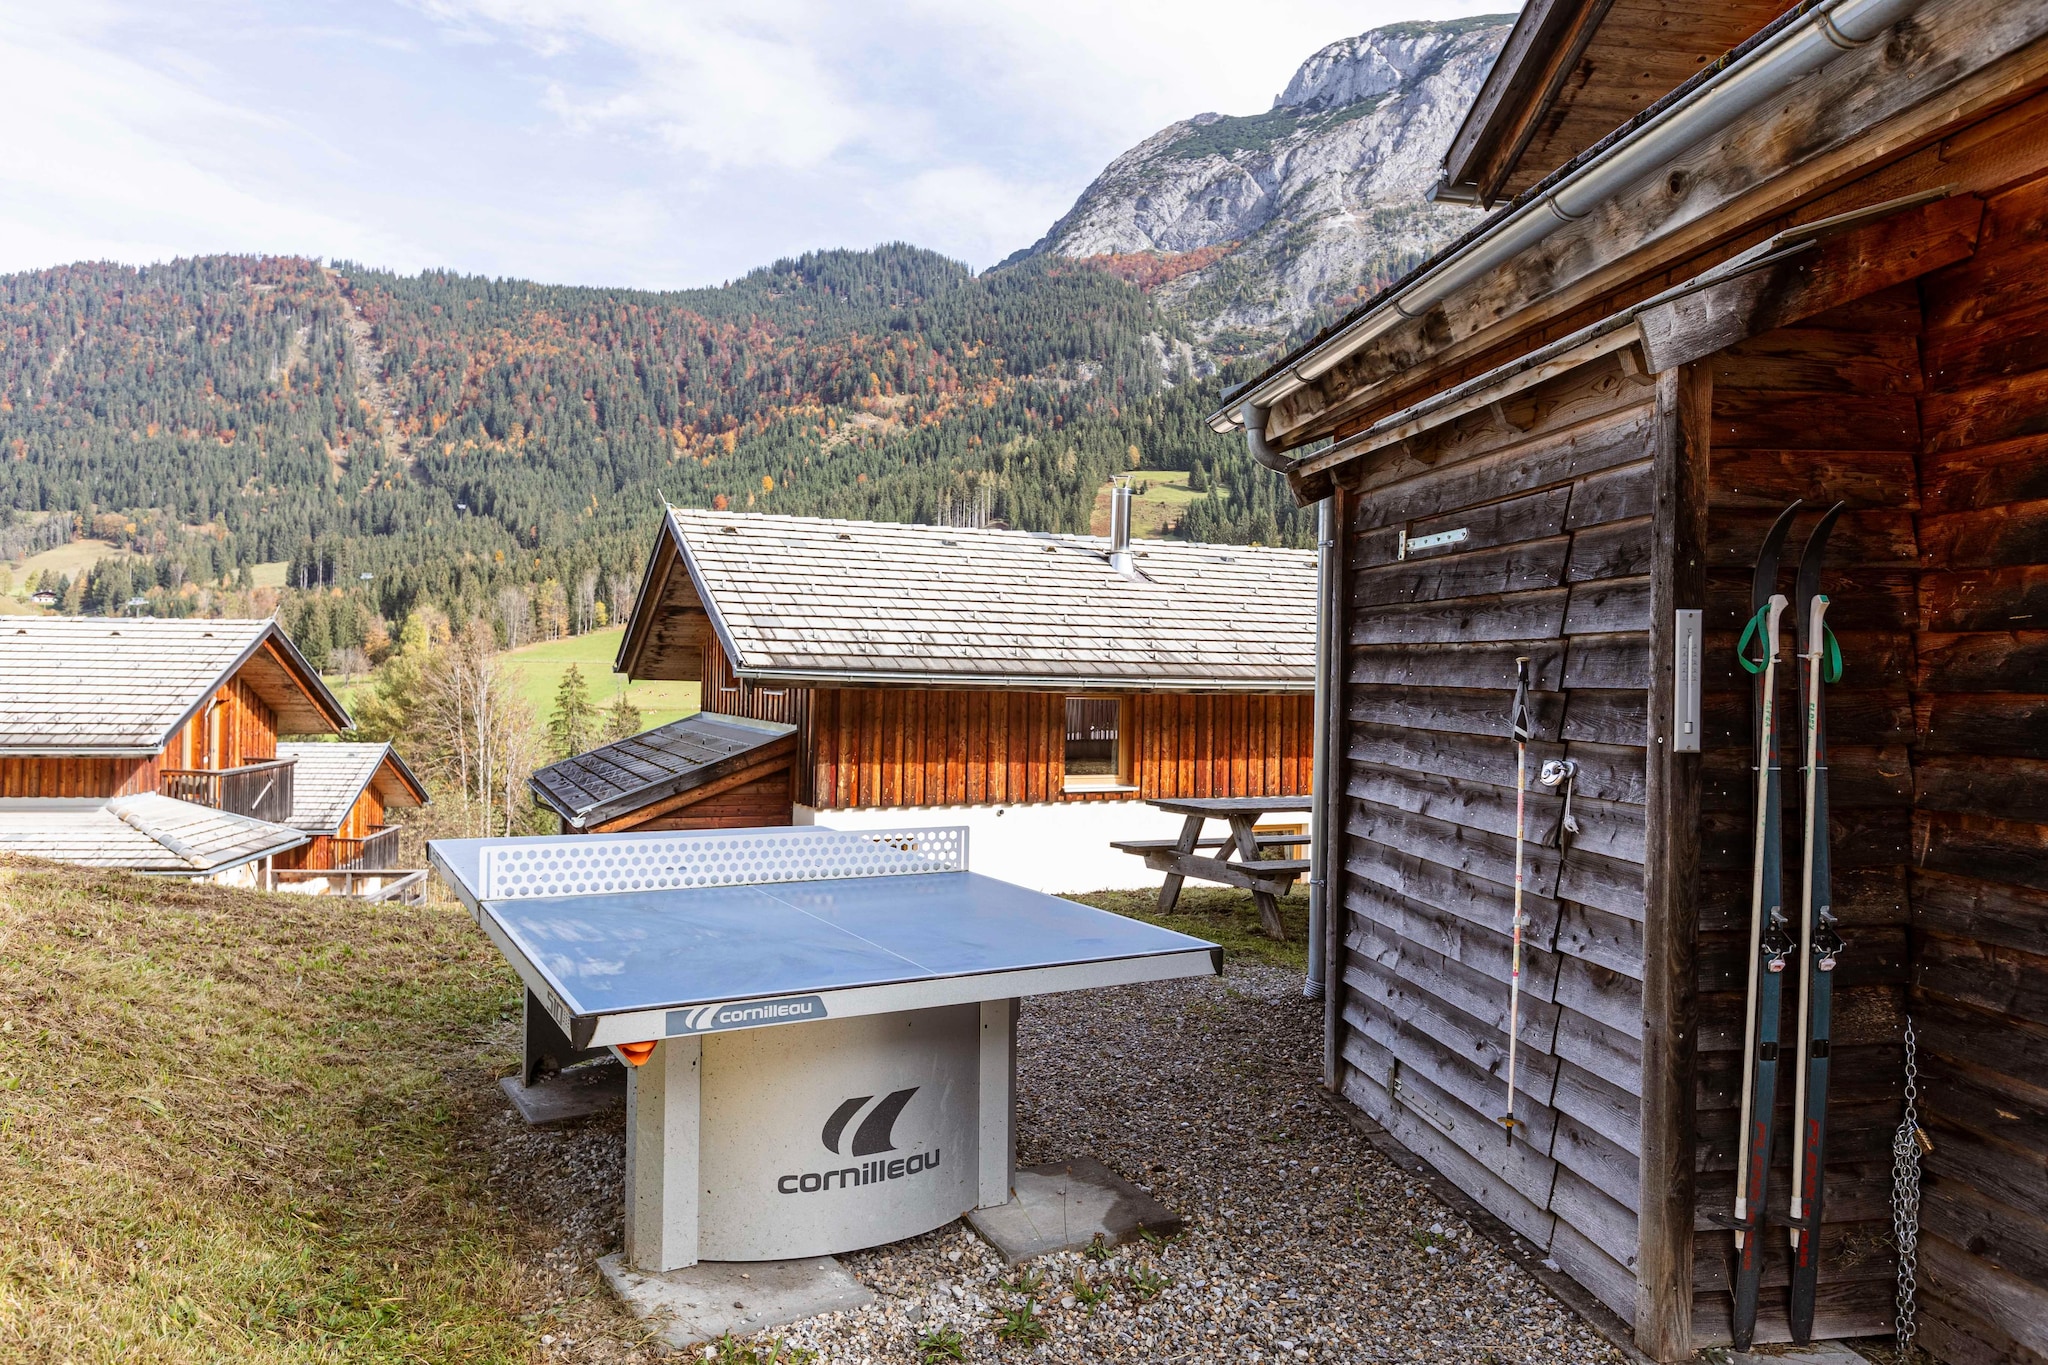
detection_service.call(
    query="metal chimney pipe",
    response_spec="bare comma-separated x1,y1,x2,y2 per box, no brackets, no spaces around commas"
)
1108,480,1134,573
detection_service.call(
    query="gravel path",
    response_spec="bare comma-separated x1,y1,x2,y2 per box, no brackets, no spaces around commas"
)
494,958,1628,1364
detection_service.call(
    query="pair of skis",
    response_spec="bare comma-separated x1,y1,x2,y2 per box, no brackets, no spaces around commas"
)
1729,500,1847,1348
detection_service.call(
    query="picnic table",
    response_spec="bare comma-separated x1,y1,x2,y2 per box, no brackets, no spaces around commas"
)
1111,795,1313,941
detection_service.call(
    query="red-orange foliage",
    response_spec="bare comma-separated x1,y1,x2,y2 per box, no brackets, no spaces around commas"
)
1071,244,1238,292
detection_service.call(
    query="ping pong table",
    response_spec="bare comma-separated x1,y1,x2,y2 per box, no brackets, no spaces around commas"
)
430,825,1220,1272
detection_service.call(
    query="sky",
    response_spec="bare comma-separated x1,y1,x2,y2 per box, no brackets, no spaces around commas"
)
0,0,1519,290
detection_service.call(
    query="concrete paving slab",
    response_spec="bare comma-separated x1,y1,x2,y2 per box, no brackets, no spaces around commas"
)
598,1253,873,1349
499,1060,624,1126
965,1156,1183,1264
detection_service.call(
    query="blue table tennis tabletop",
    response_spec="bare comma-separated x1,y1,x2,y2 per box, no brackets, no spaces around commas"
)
431,837,1222,1034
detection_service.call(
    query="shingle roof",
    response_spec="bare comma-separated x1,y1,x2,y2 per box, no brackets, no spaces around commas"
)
0,617,351,754
648,509,1317,690
276,742,427,834
0,794,307,874
528,713,797,830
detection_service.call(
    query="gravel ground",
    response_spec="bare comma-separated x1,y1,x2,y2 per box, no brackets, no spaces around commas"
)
491,958,1629,1364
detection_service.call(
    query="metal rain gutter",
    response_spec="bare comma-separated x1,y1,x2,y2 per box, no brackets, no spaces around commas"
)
1224,0,1928,449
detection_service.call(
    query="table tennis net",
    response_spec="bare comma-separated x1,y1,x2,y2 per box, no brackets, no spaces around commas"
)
477,826,968,900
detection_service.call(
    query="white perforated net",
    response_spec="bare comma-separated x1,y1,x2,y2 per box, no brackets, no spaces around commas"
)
476,826,967,900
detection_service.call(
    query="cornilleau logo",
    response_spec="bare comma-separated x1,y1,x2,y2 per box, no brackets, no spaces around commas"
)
666,994,825,1035
822,1089,918,1156
778,1088,941,1195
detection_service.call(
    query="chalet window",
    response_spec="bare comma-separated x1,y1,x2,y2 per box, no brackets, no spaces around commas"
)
1063,697,1125,790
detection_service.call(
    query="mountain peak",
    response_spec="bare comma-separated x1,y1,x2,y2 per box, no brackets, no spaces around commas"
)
1018,16,1513,355
1276,15,1516,114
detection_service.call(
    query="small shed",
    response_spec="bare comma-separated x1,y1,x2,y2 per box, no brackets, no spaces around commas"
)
611,508,1319,892
528,713,799,833
1211,1,2048,1359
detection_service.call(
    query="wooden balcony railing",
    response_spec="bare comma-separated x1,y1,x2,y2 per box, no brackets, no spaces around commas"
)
332,826,403,871
161,758,296,824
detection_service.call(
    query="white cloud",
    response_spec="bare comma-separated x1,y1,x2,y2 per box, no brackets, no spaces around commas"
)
0,3,419,272
0,0,1522,284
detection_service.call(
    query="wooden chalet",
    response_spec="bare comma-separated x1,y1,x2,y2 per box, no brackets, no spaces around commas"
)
271,742,429,901
0,617,398,890
1212,1,2048,1359
529,713,799,833
612,508,1318,892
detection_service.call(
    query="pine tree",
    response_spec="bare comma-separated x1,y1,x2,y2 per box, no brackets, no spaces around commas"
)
548,664,600,759
600,687,642,744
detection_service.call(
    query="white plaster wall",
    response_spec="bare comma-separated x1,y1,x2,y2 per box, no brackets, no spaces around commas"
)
795,802,1306,896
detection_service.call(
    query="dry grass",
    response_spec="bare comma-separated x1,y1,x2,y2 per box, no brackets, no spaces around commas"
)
0,855,1312,1362
0,855,544,1363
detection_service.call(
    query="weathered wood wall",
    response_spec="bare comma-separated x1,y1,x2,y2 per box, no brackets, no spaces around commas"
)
1909,170,2048,1365
1328,352,1659,1322
699,635,1313,810
1691,290,1919,1345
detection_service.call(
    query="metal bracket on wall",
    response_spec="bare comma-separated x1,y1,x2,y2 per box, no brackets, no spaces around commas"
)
1397,527,1469,560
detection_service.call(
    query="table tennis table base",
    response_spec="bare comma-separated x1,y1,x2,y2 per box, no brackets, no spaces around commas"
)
624,998,1018,1272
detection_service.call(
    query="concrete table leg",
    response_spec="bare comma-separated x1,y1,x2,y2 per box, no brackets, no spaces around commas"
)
625,1037,701,1272
978,998,1016,1210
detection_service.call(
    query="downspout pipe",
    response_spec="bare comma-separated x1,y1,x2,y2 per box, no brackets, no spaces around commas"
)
1304,496,1333,1003
1240,401,1294,474
1230,0,1929,423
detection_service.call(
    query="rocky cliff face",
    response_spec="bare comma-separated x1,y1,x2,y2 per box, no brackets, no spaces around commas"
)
1023,17,1512,355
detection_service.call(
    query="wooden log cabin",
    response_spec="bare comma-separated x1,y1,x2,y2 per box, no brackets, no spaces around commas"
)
1209,1,2048,1359
0,617,409,891
611,507,1318,893
271,742,429,900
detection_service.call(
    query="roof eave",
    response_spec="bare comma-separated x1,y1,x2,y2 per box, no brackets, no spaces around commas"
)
729,664,1315,693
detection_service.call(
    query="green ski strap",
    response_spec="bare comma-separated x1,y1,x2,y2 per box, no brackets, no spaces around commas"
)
1737,605,1772,675
1823,623,1843,683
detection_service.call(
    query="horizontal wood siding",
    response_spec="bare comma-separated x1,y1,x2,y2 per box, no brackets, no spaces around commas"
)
1330,354,1655,1321
1910,171,2048,1365
1690,290,1919,1346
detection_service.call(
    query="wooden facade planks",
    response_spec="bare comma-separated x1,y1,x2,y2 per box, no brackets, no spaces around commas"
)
1687,294,1920,1346
695,631,1312,810
1,676,278,800
1327,357,1658,1321
1906,164,2048,1365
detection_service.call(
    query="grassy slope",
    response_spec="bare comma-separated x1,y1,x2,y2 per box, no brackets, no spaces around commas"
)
1087,471,1223,540
0,856,539,1361
496,628,700,732
326,626,701,737
0,857,1299,1360
5,538,131,580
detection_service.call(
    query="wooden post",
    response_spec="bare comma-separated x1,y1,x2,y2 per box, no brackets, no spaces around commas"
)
1636,364,1708,1360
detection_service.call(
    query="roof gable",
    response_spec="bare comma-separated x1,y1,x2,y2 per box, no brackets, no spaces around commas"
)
276,742,428,833
0,618,351,755
618,509,1318,691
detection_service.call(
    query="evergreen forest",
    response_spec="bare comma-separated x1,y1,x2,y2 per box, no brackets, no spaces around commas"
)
0,248,1311,644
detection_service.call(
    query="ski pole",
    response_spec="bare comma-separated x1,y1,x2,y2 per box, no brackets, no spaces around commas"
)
1502,656,1534,1143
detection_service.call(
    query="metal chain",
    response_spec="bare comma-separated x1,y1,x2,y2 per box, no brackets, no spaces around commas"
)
1893,1016,1929,1361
